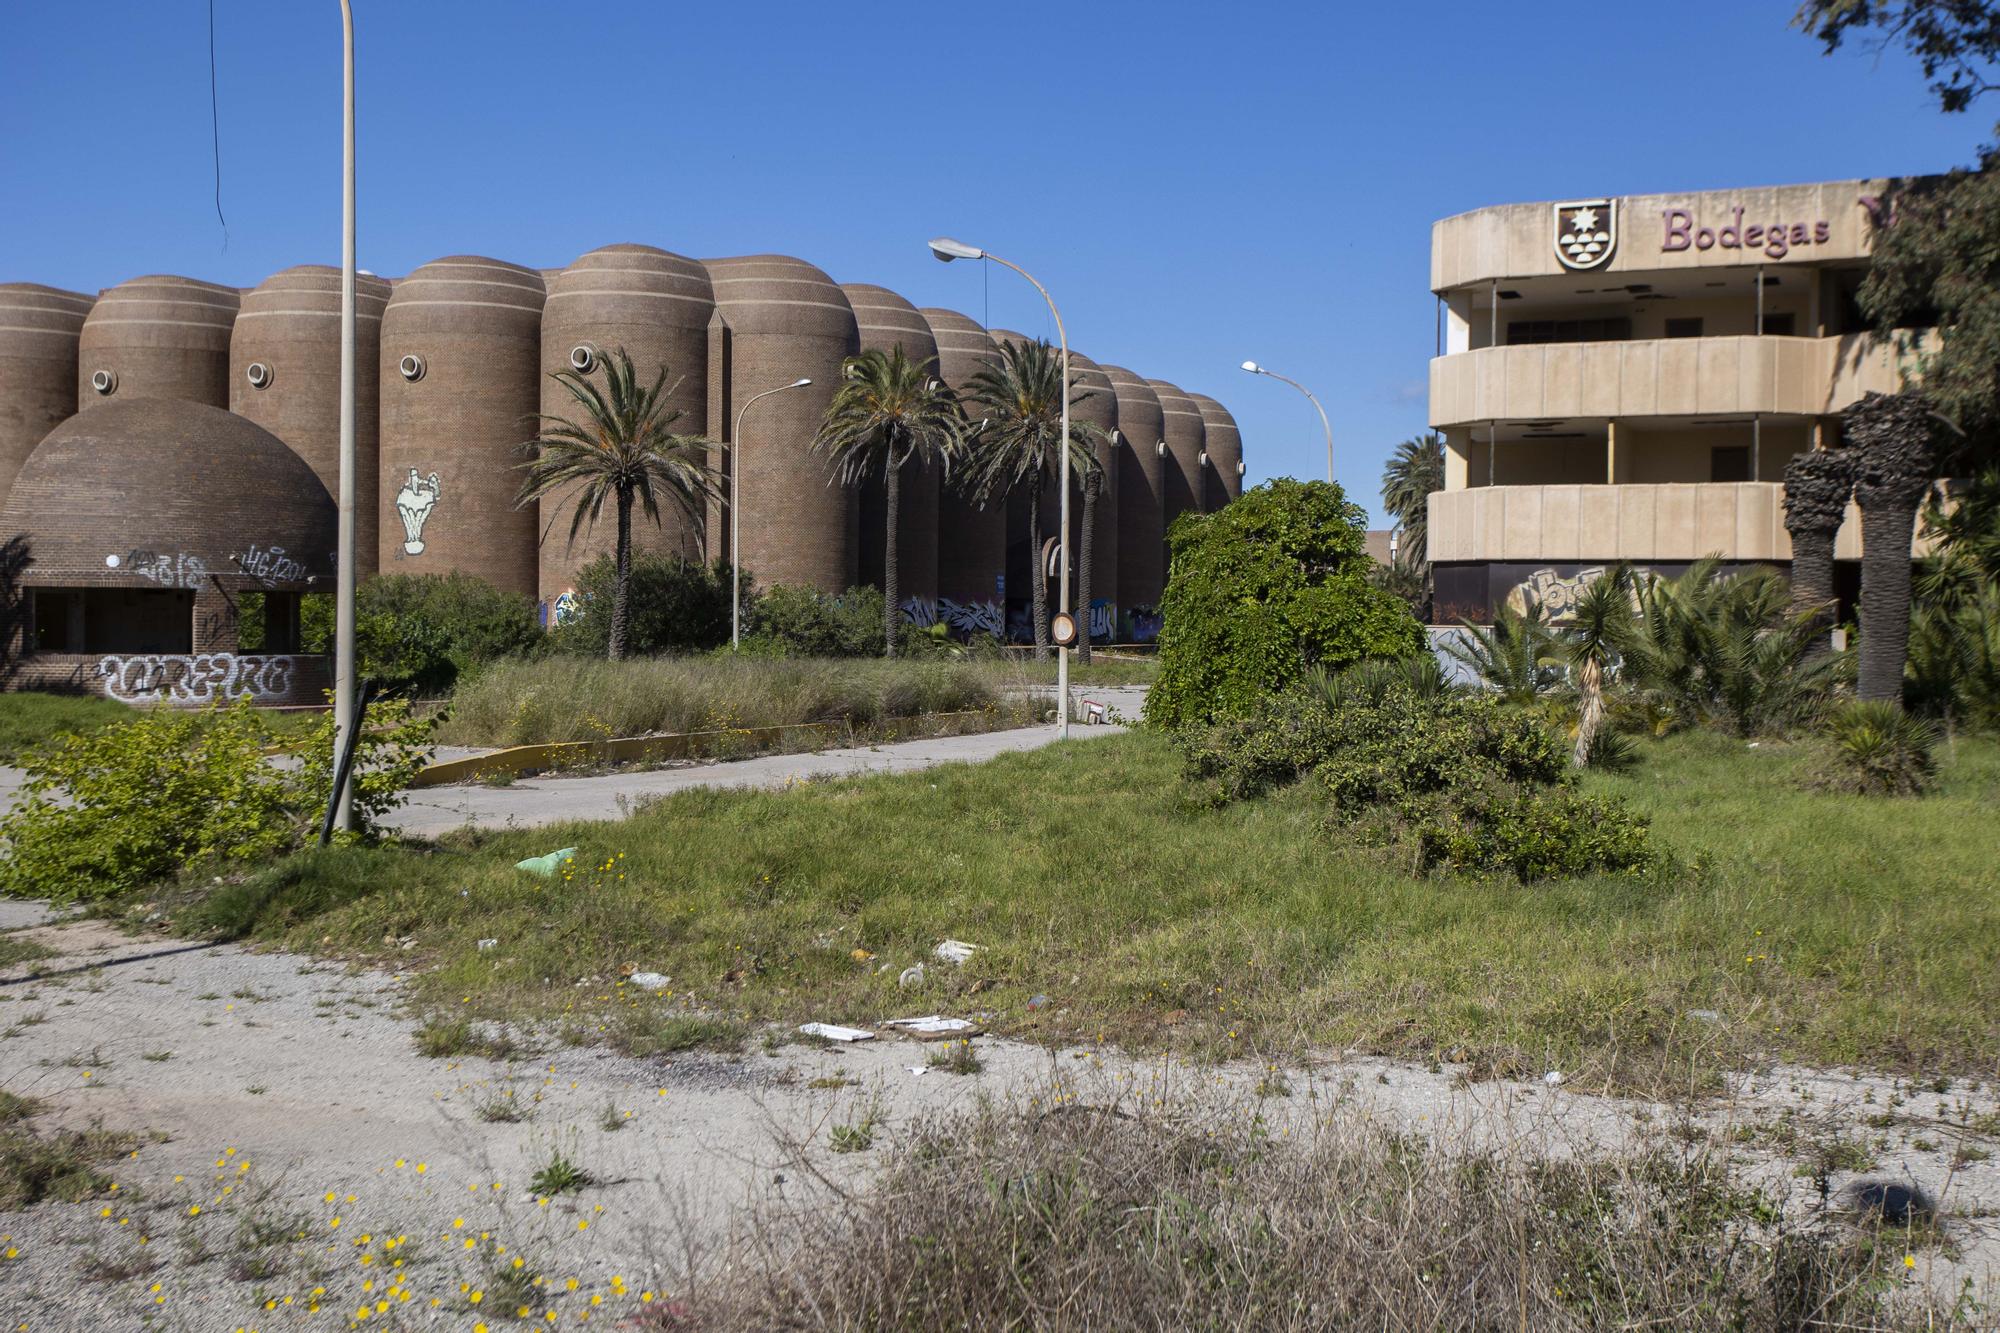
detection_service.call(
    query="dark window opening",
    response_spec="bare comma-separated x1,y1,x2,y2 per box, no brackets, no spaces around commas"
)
1761,312,1796,336
1503,317,1632,346
1665,317,1704,339
1710,446,1752,483
34,588,196,655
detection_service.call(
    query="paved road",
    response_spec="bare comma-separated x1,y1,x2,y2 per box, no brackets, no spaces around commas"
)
386,717,1128,837
0,685,1150,838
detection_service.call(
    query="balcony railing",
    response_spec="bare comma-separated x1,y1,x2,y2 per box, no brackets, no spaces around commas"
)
1426,482,1930,565
1428,333,1905,430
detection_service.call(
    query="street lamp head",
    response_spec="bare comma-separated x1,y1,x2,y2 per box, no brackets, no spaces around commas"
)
791,377,812,388
1240,360,1263,374
928,237,984,263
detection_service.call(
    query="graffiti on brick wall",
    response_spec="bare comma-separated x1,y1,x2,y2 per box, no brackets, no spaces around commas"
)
395,469,443,555
234,543,312,585
96,653,300,705
903,597,1003,638
551,590,580,626
1122,604,1163,643
108,549,207,590
1088,599,1116,642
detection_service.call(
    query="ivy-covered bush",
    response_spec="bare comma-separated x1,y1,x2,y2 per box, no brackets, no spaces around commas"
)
1145,479,1427,730
0,694,435,904
302,573,544,696
1177,663,1657,882
547,554,740,658
742,584,888,658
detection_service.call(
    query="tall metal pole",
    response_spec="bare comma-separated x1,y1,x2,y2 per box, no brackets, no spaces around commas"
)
1246,366,1333,483
981,254,1070,740
730,379,809,651
332,0,358,833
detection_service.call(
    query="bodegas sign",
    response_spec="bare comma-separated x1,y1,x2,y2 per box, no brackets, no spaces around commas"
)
1661,205,1831,259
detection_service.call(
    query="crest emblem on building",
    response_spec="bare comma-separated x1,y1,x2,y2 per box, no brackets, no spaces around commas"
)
1553,199,1617,270
395,468,443,555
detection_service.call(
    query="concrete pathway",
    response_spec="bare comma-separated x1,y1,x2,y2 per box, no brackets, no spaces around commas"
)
386,715,1129,838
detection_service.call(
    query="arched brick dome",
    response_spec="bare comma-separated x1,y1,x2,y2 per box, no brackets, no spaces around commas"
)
0,398,335,591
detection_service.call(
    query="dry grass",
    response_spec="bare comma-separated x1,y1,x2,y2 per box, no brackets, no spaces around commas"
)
683,1085,1967,1330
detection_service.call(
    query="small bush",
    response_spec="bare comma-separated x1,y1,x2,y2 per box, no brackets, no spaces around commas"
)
305,573,543,696
0,694,434,904
546,554,741,658
1178,665,1657,882
743,584,887,658
1816,701,1940,796
1146,479,1427,729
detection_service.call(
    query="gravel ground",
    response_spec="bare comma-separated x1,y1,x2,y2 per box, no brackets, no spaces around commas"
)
1,908,1995,1330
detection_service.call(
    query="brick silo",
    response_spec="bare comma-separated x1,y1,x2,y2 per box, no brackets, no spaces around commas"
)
702,256,858,594
840,283,941,611
377,256,545,597
919,308,1005,626
78,275,239,410
230,265,392,578
1189,393,1243,505
0,284,91,510
538,245,715,616
1066,348,1120,638
1149,379,1207,539
1100,365,1165,615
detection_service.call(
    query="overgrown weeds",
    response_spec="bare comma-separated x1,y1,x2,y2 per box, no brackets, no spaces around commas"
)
694,1087,1963,1330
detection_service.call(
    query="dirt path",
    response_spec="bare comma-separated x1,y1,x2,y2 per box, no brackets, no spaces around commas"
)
1,908,1994,1330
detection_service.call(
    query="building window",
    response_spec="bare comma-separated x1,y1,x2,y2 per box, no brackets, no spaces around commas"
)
1761,312,1796,336
1665,317,1704,339
1504,317,1632,346
1710,445,1752,483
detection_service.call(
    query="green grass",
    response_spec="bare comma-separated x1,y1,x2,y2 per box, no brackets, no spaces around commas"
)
0,933,53,970
0,691,320,764
182,728,2000,1088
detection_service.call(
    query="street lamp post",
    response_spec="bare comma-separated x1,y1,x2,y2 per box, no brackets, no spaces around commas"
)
332,0,359,832
1241,361,1333,485
730,377,813,650
929,237,1073,740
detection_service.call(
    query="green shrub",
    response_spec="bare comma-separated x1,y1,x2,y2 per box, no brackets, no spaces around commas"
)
743,584,887,658
1177,664,1656,882
0,694,435,904
303,574,543,696
546,554,741,658
1817,700,1940,796
1145,479,1427,730
1906,584,2000,732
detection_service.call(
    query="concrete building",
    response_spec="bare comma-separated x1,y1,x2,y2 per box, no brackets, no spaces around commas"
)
0,245,1245,703
1427,178,1921,620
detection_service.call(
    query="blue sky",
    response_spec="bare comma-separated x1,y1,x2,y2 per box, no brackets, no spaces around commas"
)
0,1,1981,523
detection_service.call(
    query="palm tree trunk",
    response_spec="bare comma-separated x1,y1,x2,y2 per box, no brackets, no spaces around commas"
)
1028,482,1050,660
1788,524,1840,662
883,455,900,659
1572,658,1602,769
1857,497,1919,703
1077,474,1096,666
610,487,633,661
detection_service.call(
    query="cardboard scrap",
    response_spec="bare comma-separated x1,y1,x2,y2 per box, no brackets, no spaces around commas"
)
798,1022,874,1043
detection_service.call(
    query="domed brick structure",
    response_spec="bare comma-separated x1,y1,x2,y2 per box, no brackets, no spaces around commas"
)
1,399,336,706
0,284,92,509
1100,365,1165,620
840,282,941,611
1188,393,1243,505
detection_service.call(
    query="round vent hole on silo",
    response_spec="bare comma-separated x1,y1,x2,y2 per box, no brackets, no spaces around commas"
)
1199,452,1210,468
398,353,427,382
90,369,118,396
246,362,274,389
569,344,598,373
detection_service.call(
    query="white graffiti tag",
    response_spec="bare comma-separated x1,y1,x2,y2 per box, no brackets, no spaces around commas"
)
396,469,443,555
114,550,208,590
96,653,299,705
235,543,312,584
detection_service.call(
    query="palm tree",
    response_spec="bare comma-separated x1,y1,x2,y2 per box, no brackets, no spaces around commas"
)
1845,391,1939,704
1561,566,1633,768
1380,431,1445,569
517,347,718,660
959,338,1106,659
1781,445,1855,660
812,346,966,658
1441,598,1563,704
